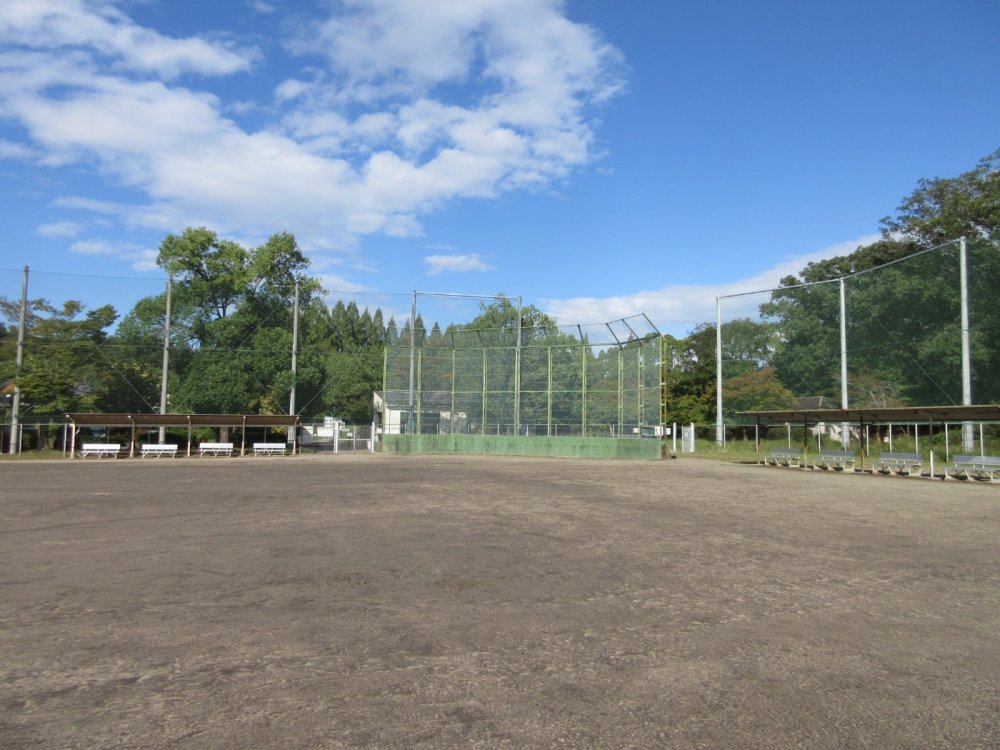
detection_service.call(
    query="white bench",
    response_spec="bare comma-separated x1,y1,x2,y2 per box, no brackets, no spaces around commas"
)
813,449,856,471
948,455,1000,482
199,442,233,457
80,443,120,459
765,448,803,467
141,444,179,458
873,452,922,475
253,442,286,456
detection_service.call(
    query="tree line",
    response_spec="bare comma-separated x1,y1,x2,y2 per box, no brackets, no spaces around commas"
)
2,148,998,429
664,147,1000,424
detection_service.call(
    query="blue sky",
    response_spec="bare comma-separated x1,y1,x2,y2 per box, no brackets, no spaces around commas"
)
1,0,998,335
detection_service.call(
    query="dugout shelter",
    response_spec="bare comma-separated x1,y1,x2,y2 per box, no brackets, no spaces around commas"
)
65,413,300,457
741,404,1000,470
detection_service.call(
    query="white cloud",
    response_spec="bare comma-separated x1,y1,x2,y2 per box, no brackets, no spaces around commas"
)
248,1,276,14
37,220,84,237
0,0,256,79
69,237,157,271
70,239,117,255
0,0,623,265
543,236,880,335
424,253,495,276
0,137,36,159
275,78,313,103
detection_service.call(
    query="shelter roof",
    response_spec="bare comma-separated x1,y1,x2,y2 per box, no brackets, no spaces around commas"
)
65,413,299,428
739,404,1000,425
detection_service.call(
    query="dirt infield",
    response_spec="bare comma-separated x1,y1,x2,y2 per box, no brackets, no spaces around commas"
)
1,454,997,748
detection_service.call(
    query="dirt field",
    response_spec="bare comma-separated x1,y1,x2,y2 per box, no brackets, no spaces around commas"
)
1,454,997,748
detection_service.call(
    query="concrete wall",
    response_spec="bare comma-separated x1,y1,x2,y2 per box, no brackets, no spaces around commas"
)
381,434,663,460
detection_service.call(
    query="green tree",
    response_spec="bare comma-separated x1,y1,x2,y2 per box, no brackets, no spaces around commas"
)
724,367,793,414
881,148,1000,246
152,227,322,415
0,298,117,415
762,148,1000,406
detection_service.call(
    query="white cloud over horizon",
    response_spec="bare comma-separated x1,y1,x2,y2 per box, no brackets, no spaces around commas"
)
424,252,496,276
0,0,624,268
543,235,880,336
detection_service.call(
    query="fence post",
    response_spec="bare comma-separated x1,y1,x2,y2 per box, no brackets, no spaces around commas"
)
959,237,974,451
547,346,553,437
840,277,850,448
715,297,724,447
617,348,623,438
9,266,28,456
581,342,587,437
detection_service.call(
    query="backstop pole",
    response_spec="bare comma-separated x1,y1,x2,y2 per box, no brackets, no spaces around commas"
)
715,297,724,446
515,296,522,436
9,266,27,455
289,277,299,416
408,290,416,434
960,237,973,451
159,274,172,444
840,278,849,447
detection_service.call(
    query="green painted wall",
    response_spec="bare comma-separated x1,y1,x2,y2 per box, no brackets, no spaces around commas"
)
381,434,663,460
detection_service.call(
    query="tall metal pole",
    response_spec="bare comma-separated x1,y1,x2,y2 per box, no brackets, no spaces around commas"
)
715,297,723,446
547,346,553,437
9,266,28,455
839,278,850,447
514,296,522,436
959,237,973,450
158,274,172,444
408,290,416,434
289,278,300,416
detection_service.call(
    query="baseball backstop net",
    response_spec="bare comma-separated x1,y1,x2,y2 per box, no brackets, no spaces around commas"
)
381,315,663,456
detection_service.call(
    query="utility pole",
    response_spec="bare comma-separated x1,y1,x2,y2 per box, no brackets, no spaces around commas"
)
289,277,300,416
159,275,172,443
959,237,973,451
9,266,28,455
408,291,416,434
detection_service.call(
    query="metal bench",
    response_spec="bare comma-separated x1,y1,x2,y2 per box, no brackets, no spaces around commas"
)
948,455,1000,482
141,443,179,458
253,442,286,456
199,442,233,457
765,448,803,467
813,449,856,471
79,443,121,459
873,452,922,476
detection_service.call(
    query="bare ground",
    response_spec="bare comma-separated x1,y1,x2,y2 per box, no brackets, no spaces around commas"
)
0,454,997,748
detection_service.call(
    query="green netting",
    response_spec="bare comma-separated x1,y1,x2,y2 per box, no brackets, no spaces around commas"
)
719,238,1000,427
384,332,662,440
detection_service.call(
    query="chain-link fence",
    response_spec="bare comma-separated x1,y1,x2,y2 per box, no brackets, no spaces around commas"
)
717,238,1000,434
382,322,663,440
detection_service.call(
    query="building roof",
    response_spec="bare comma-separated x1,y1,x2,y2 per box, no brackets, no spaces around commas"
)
739,404,1000,425
65,413,299,428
